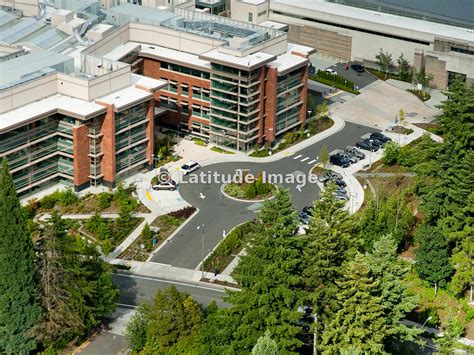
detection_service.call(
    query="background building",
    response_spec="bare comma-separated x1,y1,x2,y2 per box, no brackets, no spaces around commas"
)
230,0,474,89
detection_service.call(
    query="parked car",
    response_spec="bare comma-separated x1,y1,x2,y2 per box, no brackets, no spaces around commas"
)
180,161,200,175
324,178,346,188
330,153,350,168
345,146,365,160
366,138,384,148
152,179,178,191
342,152,358,164
325,68,337,75
299,211,310,225
334,193,348,201
318,171,343,183
350,63,364,73
370,132,392,143
356,141,378,152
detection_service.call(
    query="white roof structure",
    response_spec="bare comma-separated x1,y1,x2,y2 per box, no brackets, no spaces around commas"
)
268,53,308,75
271,0,474,43
140,44,212,71
287,43,316,57
199,49,276,70
95,86,153,111
260,20,288,31
0,94,107,132
131,74,168,91
102,42,142,61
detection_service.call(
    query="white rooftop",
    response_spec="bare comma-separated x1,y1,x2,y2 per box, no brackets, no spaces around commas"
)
102,42,142,61
140,44,212,71
199,49,276,70
95,86,153,112
0,94,106,132
260,20,288,30
240,0,267,5
287,42,316,56
131,73,168,91
269,53,308,75
271,0,474,43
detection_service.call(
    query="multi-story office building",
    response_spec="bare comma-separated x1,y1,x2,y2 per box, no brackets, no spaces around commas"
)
103,4,312,151
0,2,312,194
0,20,166,194
231,0,474,89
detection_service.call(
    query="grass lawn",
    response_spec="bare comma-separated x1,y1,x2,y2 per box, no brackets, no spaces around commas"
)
118,207,196,262
211,146,234,154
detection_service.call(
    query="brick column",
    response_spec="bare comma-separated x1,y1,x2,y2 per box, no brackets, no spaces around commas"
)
73,125,90,191
264,67,278,143
300,65,309,125
97,103,116,187
146,99,155,168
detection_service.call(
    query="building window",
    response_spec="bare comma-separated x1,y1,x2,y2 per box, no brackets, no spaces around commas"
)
248,12,253,22
258,10,267,17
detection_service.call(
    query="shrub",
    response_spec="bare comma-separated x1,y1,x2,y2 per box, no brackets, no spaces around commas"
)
224,184,247,199
97,192,113,210
245,184,257,199
40,193,59,209
382,141,400,165
57,188,78,206
168,206,196,219
24,198,39,218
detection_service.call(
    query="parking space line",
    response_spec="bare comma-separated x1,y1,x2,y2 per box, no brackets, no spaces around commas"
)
300,157,309,162
307,159,317,165
293,154,302,160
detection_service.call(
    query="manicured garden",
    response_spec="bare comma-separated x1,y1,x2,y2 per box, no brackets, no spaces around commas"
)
24,184,149,216
250,116,334,158
210,146,234,154
202,221,260,273
223,173,275,201
118,206,196,262
407,88,431,101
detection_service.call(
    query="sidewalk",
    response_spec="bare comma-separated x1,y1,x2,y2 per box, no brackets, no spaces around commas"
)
386,79,447,111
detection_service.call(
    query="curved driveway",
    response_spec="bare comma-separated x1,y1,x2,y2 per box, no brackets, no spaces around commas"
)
150,122,371,269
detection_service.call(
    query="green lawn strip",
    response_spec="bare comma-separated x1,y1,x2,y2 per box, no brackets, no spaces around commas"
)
203,221,260,273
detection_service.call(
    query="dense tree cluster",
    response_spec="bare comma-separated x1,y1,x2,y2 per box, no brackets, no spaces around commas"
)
0,159,118,353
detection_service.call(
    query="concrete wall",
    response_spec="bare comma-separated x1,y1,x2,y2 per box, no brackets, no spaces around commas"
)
0,0,39,16
231,0,268,24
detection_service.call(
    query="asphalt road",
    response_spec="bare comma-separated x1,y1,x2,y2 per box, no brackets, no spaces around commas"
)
151,122,375,269
113,272,229,308
332,62,378,89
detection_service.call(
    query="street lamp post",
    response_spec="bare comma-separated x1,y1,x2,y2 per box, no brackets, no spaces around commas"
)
313,312,318,354
421,316,433,328
197,224,205,279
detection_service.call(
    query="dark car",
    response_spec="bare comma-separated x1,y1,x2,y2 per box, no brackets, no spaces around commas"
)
345,146,365,160
356,141,378,152
330,153,350,168
351,63,364,73
324,178,346,188
370,132,392,143
366,138,384,148
342,152,358,164
299,211,310,225
318,171,343,183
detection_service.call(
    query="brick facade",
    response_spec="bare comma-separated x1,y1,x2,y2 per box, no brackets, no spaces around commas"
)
73,125,90,189
97,103,116,186
264,67,278,142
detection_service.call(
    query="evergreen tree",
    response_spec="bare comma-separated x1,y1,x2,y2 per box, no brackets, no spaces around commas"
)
434,316,463,354
303,184,359,320
321,254,388,353
224,188,304,352
0,158,42,353
365,234,421,343
125,304,149,353
319,144,329,169
33,212,84,349
252,330,279,355
415,225,452,292
142,286,204,353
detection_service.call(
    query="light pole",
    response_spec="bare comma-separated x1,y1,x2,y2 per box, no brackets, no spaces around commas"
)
421,316,433,328
197,224,205,279
313,312,318,354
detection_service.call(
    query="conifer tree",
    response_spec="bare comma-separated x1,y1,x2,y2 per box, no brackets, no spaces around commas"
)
224,188,304,352
252,330,279,355
0,158,41,353
321,254,388,353
365,234,421,342
303,184,359,320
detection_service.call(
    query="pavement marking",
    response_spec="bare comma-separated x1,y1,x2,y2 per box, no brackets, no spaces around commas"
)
284,151,293,156
308,159,317,165
145,191,153,201
300,157,309,162
293,154,303,160
115,272,227,293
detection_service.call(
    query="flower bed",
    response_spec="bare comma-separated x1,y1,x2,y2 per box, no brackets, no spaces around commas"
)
117,206,196,262
407,89,431,102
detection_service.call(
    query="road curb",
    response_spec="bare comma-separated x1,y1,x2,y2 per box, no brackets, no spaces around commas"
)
219,183,275,203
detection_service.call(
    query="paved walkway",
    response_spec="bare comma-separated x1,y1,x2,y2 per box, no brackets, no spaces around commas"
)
386,79,447,111
354,172,416,177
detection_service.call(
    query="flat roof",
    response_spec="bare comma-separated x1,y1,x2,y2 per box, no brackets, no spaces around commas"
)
140,44,212,72
0,94,107,132
268,53,308,75
287,42,316,56
95,86,153,112
271,0,474,43
240,0,267,5
102,42,142,61
260,20,288,31
199,49,276,70
131,73,168,91
0,50,73,89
